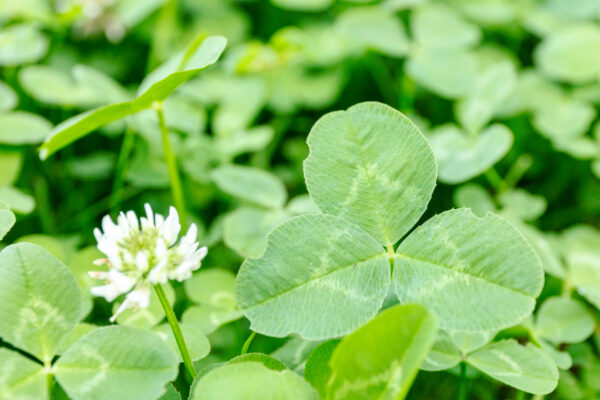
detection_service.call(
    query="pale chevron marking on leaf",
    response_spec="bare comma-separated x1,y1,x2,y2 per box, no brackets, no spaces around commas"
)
395,254,531,297
242,253,386,311
332,362,403,400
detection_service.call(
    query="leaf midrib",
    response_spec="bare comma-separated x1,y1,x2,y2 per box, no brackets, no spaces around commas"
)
243,252,387,311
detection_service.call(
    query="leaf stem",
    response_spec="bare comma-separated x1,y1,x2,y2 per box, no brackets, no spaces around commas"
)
155,102,187,227
241,331,257,355
484,167,505,193
154,284,196,381
110,126,136,214
457,362,468,400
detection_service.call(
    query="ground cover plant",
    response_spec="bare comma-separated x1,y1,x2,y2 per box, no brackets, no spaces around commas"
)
0,0,599,399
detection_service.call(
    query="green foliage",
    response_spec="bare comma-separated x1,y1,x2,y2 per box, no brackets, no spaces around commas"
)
2,0,599,398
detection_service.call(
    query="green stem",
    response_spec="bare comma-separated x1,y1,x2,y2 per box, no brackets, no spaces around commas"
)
155,103,187,227
154,284,196,381
458,362,468,400
484,168,505,193
503,154,533,190
386,244,395,278
241,331,257,355
45,366,54,396
110,127,136,214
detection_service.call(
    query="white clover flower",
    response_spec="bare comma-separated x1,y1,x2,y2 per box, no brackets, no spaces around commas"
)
89,204,207,322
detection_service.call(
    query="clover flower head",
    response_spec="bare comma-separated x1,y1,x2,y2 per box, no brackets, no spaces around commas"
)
89,203,207,322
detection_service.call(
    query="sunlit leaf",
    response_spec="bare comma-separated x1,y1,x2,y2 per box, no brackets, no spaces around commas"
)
304,102,436,245
394,209,544,332
466,339,558,394
326,304,437,400
0,243,81,362
235,214,389,339
55,326,178,400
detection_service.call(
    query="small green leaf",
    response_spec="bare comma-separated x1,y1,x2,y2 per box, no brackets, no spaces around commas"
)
158,384,181,400
135,35,227,108
447,329,496,354
271,0,333,11
456,62,517,133
39,102,137,160
153,323,211,362
114,283,175,329
535,24,600,84
466,339,559,394
498,189,547,221
395,209,544,332
182,305,243,335
39,36,226,160
55,326,178,400
0,203,15,241
453,184,496,217
406,50,477,99
185,268,237,308
421,331,461,371
335,7,410,57
0,186,36,214
535,297,595,344
0,80,17,111
326,304,437,400
190,362,319,400
539,340,572,370
0,111,52,145
0,348,47,400
223,207,289,257
428,123,513,184
0,243,81,362
304,101,436,245
0,25,48,66
211,165,287,209
228,353,287,371
411,3,480,49
304,340,340,397
235,214,389,339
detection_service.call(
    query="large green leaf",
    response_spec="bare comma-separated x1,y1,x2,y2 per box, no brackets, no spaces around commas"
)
189,362,319,400
535,24,600,84
304,102,436,246
394,209,544,332
0,111,52,145
535,297,595,344
466,339,558,394
326,304,437,400
211,165,287,209
428,123,513,184
55,326,178,400
38,36,226,159
0,348,47,400
0,243,81,362
235,214,389,339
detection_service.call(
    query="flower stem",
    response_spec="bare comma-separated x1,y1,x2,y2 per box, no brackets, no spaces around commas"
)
241,331,256,355
154,284,196,381
155,102,187,227
110,126,136,214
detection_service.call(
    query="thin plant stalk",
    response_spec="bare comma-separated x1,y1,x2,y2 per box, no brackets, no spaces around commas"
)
154,284,196,381
155,102,187,227
241,331,257,355
110,126,136,214
458,362,469,400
